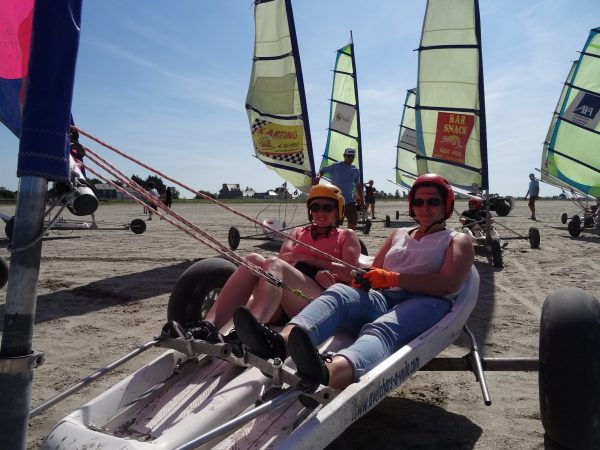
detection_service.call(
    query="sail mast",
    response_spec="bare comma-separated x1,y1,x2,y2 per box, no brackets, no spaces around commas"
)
350,31,364,186
474,0,489,190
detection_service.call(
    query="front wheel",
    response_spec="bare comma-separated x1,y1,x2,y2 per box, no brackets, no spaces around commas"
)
567,220,581,238
495,200,511,216
130,218,146,234
560,213,568,225
539,288,600,449
529,227,541,249
4,217,14,240
362,219,372,235
167,257,237,325
228,226,241,250
0,257,7,289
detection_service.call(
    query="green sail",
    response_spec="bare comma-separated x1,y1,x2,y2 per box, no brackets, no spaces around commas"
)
415,0,488,192
547,27,600,198
320,40,363,184
245,0,315,193
395,88,418,189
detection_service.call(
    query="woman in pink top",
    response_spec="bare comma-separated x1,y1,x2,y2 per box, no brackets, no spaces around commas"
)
195,184,361,341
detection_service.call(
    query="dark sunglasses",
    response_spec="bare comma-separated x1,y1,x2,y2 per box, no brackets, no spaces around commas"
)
412,197,443,207
309,203,336,213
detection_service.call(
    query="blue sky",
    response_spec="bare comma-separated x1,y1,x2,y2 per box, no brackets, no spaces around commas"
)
0,0,598,198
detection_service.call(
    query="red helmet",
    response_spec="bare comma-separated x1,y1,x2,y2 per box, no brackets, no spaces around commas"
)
408,174,455,219
468,198,484,209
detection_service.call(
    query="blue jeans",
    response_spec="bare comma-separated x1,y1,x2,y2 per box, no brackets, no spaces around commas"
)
289,283,452,381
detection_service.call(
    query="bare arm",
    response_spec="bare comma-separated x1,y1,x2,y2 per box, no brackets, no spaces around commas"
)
370,230,396,269
313,229,361,282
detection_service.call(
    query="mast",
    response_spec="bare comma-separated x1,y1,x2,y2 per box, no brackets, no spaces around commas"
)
474,0,489,191
350,31,364,186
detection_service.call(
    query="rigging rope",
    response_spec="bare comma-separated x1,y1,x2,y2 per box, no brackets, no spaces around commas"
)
74,127,361,273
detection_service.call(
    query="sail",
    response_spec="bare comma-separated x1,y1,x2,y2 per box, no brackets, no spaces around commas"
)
320,39,363,184
546,27,600,198
245,0,315,193
395,88,418,189
415,0,488,192
0,0,34,137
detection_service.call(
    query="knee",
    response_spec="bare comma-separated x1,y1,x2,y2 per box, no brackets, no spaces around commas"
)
261,255,284,272
246,253,264,265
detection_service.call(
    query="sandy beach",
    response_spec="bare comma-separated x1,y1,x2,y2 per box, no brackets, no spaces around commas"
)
0,198,596,449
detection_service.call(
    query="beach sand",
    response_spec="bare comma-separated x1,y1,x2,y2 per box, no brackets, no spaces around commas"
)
0,199,597,449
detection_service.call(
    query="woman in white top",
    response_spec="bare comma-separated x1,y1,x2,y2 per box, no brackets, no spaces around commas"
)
234,174,474,390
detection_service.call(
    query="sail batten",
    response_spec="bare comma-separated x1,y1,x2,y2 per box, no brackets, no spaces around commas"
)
544,27,600,197
245,0,315,193
415,0,489,192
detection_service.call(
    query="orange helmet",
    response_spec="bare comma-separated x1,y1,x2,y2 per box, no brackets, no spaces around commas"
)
307,184,345,225
408,174,455,220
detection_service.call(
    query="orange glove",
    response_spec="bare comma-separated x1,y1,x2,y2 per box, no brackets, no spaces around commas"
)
360,268,399,289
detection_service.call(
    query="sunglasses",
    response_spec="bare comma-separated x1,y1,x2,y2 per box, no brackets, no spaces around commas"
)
412,197,443,207
309,203,336,213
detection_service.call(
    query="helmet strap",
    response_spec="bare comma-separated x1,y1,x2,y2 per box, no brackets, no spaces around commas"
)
310,224,334,240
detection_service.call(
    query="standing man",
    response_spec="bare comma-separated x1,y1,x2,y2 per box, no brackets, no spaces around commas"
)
314,148,363,229
165,187,173,208
524,173,539,220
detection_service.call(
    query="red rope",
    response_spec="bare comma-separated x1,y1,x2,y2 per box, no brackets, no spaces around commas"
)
74,126,361,272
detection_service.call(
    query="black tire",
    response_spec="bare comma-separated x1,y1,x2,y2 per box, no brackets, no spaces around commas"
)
358,238,368,256
584,216,594,228
529,227,541,249
228,226,241,250
539,288,600,450
561,213,568,225
495,200,510,217
490,235,503,268
0,257,8,289
167,257,237,324
130,218,146,234
395,211,400,220
572,215,581,227
362,219,372,235
384,215,390,228
4,216,14,240
567,220,581,238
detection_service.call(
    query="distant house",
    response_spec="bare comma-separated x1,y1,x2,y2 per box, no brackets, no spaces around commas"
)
253,190,277,200
219,183,243,199
274,186,292,199
242,186,256,197
94,183,143,201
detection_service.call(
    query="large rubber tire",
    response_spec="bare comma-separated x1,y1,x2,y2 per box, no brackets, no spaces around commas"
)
490,235,503,268
561,213,568,225
584,216,594,228
167,257,237,325
529,227,541,249
539,288,600,450
567,220,581,238
395,211,400,220
384,215,390,228
495,200,511,217
0,257,7,289
4,216,14,240
130,218,146,234
228,226,241,250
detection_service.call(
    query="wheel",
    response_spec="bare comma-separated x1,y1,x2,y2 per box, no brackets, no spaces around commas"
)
572,215,581,227
584,216,594,228
384,215,390,228
129,218,146,234
167,257,237,324
228,226,241,250
4,217,14,240
395,211,400,220
567,220,581,238
539,288,600,450
561,213,568,225
362,219,372,235
358,238,368,256
495,200,510,217
0,257,7,289
490,235,503,268
528,227,541,249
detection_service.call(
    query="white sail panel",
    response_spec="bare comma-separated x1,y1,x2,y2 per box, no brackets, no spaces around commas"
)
246,0,315,193
548,27,600,197
416,0,487,192
395,88,418,189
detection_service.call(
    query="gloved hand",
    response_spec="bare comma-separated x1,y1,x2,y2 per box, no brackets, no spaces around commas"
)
356,268,399,290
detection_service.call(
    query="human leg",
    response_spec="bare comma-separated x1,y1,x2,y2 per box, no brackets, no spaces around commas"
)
345,202,358,229
336,292,451,382
205,253,263,329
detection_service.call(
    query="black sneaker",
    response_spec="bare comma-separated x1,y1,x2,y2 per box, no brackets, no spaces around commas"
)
222,329,244,357
233,307,286,360
288,326,330,386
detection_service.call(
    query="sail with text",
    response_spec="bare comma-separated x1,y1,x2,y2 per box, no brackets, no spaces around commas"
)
395,88,418,189
320,35,363,185
415,0,489,193
545,27,600,198
245,0,316,193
